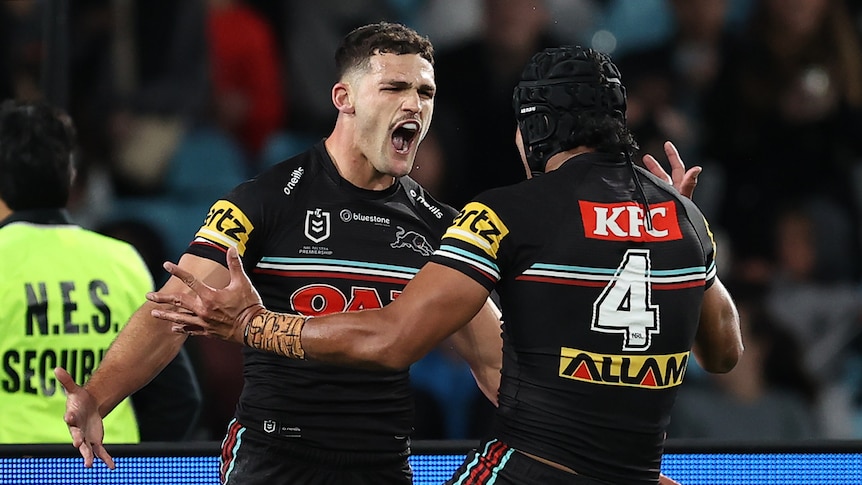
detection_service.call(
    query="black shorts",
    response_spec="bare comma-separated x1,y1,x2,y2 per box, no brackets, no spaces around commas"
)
220,419,412,485
445,439,611,485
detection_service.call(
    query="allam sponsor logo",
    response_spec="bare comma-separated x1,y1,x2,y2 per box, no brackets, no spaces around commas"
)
559,347,689,389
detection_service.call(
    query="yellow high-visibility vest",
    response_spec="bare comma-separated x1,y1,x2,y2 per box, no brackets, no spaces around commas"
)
0,220,152,443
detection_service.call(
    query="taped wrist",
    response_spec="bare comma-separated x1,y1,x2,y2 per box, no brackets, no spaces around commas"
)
242,312,308,359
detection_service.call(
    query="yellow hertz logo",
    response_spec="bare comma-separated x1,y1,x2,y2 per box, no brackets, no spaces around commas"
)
703,215,717,256
444,202,509,258
559,347,689,389
195,200,254,255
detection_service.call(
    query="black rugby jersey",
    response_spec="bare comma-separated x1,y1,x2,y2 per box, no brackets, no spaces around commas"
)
431,152,716,484
186,141,457,453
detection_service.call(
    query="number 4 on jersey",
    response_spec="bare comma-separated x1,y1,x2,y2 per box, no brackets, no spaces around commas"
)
591,249,659,351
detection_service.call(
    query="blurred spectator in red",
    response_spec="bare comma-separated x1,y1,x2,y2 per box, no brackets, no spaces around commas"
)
701,0,862,279
207,0,285,166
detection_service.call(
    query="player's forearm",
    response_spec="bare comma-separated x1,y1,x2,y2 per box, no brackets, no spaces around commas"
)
242,308,427,370
694,277,743,373
242,311,307,359
448,300,503,405
85,302,187,417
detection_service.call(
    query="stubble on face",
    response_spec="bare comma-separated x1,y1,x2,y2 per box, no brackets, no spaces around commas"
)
350,53,435,183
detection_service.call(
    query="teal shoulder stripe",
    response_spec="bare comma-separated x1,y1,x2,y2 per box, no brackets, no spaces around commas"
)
532,262,706,276
260,256,419,274
438,245,499,273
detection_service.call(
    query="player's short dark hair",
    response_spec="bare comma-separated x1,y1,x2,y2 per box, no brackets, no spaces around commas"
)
335,22,434,79
0,99,76,210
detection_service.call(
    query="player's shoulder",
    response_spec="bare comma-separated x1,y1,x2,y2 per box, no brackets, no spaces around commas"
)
232,144,323,199
398,175,458,220
466,179,533,218
633,165,713,244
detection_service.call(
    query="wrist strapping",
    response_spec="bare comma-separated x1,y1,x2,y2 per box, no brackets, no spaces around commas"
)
242,311,308,359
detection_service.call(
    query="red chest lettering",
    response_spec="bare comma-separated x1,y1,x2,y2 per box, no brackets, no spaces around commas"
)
290,285,400,316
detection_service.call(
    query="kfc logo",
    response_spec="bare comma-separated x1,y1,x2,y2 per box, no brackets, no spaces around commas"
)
580,201,682,242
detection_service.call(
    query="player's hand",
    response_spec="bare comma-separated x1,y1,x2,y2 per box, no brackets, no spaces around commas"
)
147,246,264,344
659,473,683,485
53,367,115,470
642,140,701,200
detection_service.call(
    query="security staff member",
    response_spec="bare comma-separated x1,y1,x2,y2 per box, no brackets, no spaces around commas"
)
0,99,199,444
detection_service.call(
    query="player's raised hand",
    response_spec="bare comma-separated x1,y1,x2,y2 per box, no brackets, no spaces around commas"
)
147,246,264,344
54,367,115,470
642,141,701,200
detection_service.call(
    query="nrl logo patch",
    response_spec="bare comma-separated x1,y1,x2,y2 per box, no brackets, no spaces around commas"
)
305,209,330,243
263,420,277,434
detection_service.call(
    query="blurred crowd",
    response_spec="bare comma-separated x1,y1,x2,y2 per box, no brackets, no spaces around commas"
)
4,0,862,443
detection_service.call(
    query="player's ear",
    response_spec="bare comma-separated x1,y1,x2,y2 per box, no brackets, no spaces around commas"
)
332,83,355,114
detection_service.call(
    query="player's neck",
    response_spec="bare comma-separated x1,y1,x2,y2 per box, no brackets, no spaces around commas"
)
324,136,395,191
545,146,594,172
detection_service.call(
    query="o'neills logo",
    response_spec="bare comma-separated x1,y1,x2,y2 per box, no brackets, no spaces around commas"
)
579,201,682,241
409,189,444,219
283,167,305,195
559,347,689,389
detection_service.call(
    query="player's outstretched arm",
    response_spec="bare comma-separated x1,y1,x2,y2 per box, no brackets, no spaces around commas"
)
642,140,701,199
149,247,490,371
148,247,263,346
59,254,229,468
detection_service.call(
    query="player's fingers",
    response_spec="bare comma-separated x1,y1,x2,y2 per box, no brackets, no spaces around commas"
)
78,442,95,468
642,154,672,184
145,291,170,304
146,291,204,317
227,246,242,271
67,423,86,448
679,166,702,199
151,308,206,328
226,247,249,287
54,367,78,393
663,141,686,178
93,443,116,470
163,261,211,296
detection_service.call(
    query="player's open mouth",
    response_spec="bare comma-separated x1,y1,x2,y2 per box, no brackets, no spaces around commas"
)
392,120,420,154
